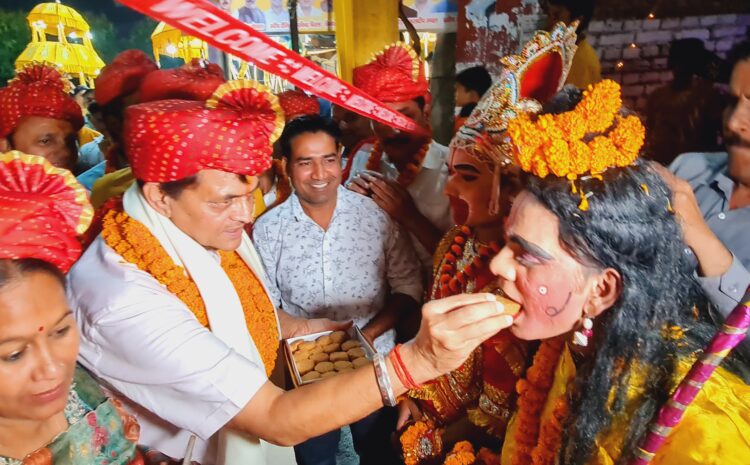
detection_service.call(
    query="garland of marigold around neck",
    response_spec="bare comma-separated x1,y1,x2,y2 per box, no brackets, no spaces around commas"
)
506,79,645,182
366,139,430,187
101,208,279,375
511,338,569,465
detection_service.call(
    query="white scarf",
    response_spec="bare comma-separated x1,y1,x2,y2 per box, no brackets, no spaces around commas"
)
123,184,295,465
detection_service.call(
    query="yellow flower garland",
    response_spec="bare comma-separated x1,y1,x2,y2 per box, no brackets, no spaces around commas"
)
101,208,279,375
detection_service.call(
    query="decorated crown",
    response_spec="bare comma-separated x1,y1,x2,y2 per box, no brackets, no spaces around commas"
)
506,79,646,210
452,21,579,167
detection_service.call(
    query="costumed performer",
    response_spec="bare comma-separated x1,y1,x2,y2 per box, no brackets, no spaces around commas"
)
451,80,750,465
397,22,579,464
0,151,150,465
345,42,452,276
0,65,83,172
68,79,516,465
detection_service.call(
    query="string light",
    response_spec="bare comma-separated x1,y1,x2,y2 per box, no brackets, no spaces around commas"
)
629,43,637,48
68,31,78,39
165,43,177,55
616,61,625,70
647,12,655,19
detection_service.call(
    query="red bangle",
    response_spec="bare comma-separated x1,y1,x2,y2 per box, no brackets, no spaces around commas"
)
388,350,409,389
393,344,420,389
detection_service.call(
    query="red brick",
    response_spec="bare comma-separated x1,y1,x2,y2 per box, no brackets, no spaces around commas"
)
642,45,661,58
604,48,622,60
680,17,701,28
643,18,661,30
661,18,681,29
653,58,668,69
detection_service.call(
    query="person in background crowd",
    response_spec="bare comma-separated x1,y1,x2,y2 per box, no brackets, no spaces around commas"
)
660,40,750,339
645,38,724,166
332,104,375,161
543,0,601,90
346,42,452,278
0,151,194,465
254,115,421,465
0,64,83,172
453,65,492,134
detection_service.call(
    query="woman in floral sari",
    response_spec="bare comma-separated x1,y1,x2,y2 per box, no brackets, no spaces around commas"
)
0,151,146,465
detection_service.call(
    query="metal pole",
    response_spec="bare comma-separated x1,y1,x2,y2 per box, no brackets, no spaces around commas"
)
289,0,300,53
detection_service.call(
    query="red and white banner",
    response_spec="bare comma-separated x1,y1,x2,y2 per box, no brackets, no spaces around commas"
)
118,0,426,135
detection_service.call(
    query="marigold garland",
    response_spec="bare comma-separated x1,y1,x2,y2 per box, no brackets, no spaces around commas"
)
506,80,645,181
443,441,476,465
101,208,279,375
400,419,443,465
366,140,430,188
510,338,567,465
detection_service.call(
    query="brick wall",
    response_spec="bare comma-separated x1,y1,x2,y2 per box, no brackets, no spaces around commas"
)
587,14,750,111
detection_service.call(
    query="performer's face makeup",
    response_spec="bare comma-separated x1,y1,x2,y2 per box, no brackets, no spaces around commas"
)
285,131,341,210
0,270,79,422
445,146,519,226
153,170,258,251
0,116,77,171
489,191,597,341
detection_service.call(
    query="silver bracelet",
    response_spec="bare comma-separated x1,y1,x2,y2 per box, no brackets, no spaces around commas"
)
372,353,396,407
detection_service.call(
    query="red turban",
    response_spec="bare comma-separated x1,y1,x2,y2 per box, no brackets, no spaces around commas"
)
124,80,284,183
277,90,320,122
0,152,93,272
353,43,429,104
95,50,158,106
138,59,226,104
0,65,84,138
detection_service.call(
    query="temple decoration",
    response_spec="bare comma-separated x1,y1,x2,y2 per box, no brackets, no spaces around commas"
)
15,0,105,87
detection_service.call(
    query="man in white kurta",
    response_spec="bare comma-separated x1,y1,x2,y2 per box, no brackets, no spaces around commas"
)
68,80,298,465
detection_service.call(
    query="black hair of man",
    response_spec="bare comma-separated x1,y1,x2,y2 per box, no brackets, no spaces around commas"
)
278,115,342,161
545,0,596,32
455,66,493,99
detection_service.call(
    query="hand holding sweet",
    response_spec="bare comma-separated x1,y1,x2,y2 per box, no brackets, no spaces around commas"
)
398,293,513,385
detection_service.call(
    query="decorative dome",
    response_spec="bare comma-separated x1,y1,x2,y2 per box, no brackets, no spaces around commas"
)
15,1,105,87
151,22,208,67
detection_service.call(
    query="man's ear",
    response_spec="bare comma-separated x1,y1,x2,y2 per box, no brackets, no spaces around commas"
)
141,182,173,218
584,268,622,318
0,137,11,152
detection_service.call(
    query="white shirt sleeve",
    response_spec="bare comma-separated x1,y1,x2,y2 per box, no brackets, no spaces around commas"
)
70,241,268,441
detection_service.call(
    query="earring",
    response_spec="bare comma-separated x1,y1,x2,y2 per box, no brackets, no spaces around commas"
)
573,314,594,347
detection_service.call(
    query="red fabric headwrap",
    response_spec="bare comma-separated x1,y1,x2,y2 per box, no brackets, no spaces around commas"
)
124,80,285,183
0,152,93,272
138,59,226,104
352,43,429,104
95,50,158,106
277,90,320,122
0,65,84,139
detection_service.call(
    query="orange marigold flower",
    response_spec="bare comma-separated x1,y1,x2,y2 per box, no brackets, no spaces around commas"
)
580,79,621,134
544,138,572,177
568,140,591,176
589,136,618,174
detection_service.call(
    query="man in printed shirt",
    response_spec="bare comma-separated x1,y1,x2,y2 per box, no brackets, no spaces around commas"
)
253,115,421,465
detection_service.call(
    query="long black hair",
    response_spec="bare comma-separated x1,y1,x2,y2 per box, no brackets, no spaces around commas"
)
524,91,746,464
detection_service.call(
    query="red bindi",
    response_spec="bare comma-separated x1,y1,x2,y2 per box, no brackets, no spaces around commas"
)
38,326,44,332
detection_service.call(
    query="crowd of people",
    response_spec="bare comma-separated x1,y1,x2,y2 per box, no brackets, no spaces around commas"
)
0,2,749,465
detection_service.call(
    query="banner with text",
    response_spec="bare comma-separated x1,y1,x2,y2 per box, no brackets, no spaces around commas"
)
119,0,426,134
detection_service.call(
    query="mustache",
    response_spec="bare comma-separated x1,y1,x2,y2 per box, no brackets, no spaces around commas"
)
725,132,750,149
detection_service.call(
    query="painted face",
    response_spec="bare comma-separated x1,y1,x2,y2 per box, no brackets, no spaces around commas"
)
2,116,77,171
286,131,341,207
489,191,596,341
164,170,258,251
0,271,79,422
445,145,521,226
725,59,750,184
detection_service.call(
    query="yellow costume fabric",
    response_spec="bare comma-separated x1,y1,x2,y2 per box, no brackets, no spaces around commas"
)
565,38,601,90
90,167,135,209
78,126,102,146
501,345,750,465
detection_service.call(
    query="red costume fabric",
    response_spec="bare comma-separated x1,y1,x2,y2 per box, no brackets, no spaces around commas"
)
95,50,158,106
137,59,226,104
352,43,429,104
0,151,93,272
277,89,320,121
0,64,83,138
124,80,285,182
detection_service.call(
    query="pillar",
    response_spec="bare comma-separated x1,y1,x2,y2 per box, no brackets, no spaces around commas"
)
334,0,399,83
